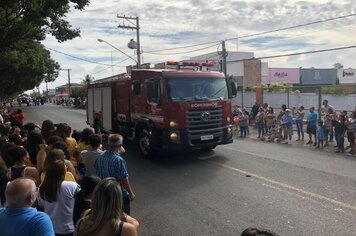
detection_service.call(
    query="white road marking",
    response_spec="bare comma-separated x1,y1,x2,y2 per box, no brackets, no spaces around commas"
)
207,153,356,212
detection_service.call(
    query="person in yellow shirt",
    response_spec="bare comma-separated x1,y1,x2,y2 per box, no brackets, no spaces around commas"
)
77,128,94,152
55,123,79,167
51,141,80,182
40,148,76,183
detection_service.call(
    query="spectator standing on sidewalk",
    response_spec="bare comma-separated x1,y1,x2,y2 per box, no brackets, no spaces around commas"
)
6,146,40,186
256,107,265,138
321,99,335,142
333,114,347,153
281,109,293,144
81,134,103,176
15,109,25,126
74,178,139,236
277,105,287,141
94,134,135,215
345,111,356,155
239,110,249,137
251,102,259,124
0,178,55,236
266,107,275,132
323,108,334,147
306,106,317,146
263,103,269,134
316,120,325,149
38,160,80,235
295,106,305,141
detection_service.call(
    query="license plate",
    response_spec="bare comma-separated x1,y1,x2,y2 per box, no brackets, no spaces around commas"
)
201,135,213,141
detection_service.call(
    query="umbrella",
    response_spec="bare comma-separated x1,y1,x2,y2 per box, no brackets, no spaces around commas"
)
55,93,70,97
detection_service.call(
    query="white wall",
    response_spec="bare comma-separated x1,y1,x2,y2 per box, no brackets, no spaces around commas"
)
232,91,356,112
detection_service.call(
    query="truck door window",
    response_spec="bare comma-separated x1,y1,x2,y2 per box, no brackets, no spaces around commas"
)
133,80,141,95
146,80,161,104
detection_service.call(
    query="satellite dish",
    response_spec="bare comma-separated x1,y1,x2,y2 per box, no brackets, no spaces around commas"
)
128,39,137,49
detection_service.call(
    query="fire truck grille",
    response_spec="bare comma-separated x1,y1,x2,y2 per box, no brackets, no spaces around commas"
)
186,108,223,145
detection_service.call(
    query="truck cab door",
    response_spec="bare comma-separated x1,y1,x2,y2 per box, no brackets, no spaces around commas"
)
146,79,164,124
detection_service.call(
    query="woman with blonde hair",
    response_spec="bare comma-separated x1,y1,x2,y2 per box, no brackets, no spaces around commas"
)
75,178,139,236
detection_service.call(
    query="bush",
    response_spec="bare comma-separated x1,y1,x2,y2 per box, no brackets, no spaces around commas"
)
321,85,344,95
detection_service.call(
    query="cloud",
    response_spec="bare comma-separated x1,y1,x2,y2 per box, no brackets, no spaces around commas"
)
37,0,356,92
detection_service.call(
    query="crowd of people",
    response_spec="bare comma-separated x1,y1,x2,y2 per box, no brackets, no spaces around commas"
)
0,104,139,236
234,99,356,154
7,98,354,235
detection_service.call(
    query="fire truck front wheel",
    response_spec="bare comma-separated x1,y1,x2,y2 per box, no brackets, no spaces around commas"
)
138,129,154,158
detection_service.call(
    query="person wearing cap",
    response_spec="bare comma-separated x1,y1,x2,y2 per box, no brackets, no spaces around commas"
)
0,178,55,236
281,109,293,144
94,134,135,215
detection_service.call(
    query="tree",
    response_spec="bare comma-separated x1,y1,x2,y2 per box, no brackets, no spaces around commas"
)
0,0,90,49
0,0,90,97
71,87,87,98
81,74,94,85
0,41,60,96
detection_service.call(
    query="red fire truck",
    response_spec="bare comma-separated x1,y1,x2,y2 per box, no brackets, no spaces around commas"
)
87,61,237,157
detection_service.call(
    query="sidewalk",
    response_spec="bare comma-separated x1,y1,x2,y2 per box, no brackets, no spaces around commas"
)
233,125,355,156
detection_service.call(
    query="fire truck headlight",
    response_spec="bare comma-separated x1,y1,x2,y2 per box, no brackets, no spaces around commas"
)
169,121,178,128
170,132,180,143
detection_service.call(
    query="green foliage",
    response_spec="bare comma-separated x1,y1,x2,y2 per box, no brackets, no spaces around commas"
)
268,82,292,93
71,87,87,98
0,41,60,96
321,85,344,95
0,0,90,49
0,0,90,97
82,74,94,84
30,90,42,99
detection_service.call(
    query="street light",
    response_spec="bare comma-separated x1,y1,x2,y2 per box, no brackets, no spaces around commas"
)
97,38,137,64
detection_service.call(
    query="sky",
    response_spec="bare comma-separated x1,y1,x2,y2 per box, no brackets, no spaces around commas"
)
39,0,356,92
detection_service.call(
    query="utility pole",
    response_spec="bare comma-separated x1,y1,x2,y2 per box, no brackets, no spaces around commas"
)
221,41,227,76
117,15,141,68
60,69,72,95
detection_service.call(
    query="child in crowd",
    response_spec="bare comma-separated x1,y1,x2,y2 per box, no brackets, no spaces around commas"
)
316,120,325,148
267,123,279,142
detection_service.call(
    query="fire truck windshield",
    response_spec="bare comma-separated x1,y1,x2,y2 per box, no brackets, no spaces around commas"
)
167,77,228,101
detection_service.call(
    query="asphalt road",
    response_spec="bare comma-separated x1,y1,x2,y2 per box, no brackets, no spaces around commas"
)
22,104,356,236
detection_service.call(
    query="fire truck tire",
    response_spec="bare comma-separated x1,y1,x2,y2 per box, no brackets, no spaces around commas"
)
138,129,154,158
201,145,216,151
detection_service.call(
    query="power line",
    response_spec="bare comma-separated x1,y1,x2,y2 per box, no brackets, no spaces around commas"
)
45,46,127,67
90,57,132,75
144,43,219,55
144,13,356,53
228,45,356,63
226,13,356,41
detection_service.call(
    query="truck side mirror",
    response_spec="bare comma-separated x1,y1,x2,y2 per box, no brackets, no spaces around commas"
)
230,81,237,98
